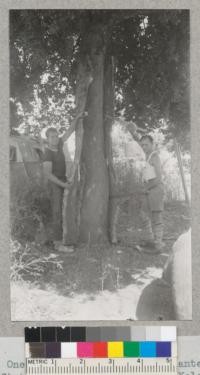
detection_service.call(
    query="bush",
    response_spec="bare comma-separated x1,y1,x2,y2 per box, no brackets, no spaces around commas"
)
10,239,63,283
10,184,51,242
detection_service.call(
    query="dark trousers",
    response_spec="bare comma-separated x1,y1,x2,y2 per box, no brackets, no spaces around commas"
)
48,182,64,241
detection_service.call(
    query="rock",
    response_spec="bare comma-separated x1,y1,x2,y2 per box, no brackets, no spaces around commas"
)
136,228,191,320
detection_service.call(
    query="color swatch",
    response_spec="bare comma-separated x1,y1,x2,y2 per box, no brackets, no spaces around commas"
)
25,326,176,343
26,341,176,359
25,326,176,359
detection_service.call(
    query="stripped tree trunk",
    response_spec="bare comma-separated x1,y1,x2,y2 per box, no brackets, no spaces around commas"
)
79,30,109,243
63,61,93,244
64,25,110,244
103,55,118,243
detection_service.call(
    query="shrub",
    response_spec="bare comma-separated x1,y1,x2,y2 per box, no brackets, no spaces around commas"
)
10,239,63,283
10,184,51,242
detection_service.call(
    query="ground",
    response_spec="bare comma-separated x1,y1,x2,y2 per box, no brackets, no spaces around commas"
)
11,199,190,321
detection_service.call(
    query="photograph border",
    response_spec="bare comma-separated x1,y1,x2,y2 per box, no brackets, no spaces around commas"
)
0,0,199,335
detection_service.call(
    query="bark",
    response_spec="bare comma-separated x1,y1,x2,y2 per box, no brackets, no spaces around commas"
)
63,61,93,245
103,55,118,243
79,30,109,243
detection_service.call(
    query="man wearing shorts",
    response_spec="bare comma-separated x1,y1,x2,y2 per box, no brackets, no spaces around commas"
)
140,135,165,253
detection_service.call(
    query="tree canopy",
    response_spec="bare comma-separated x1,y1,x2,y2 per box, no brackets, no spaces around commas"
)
10,9,190,148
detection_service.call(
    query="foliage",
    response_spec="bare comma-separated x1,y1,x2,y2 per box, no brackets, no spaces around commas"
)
10,183,51,241
10,239,63,282
10,9,190,148
113,11,189,139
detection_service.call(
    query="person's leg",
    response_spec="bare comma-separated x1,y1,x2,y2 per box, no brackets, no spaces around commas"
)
148,184,164,250
151,211,164,250
62,187,69,244
140,193,154,244
50,182,64,241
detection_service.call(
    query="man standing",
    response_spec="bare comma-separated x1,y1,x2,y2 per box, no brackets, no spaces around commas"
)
43,113,83,249
139,135,165,253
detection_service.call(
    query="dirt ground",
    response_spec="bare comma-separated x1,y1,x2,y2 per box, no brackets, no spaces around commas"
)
26,199,190,320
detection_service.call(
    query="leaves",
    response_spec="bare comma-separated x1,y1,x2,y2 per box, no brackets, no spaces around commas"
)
10,9,189,148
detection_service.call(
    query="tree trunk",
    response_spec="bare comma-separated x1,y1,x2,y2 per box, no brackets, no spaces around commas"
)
103,55,118,243
79,36,109,243
63,62,93,245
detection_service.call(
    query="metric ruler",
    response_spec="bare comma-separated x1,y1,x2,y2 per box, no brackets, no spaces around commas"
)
26,357,177,375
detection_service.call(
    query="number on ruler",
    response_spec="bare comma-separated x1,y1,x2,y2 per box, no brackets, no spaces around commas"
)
26,358,177,374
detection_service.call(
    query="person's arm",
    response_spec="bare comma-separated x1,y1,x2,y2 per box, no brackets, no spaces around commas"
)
145,153,162,190
38,133,47,153
62,112,85,143
43,161,69,188
118,119,141,142
127,122,139,141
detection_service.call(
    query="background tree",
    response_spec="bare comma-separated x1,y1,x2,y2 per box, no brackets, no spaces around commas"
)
10,9,190,243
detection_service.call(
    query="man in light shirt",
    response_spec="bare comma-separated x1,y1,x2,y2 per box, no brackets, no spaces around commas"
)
140,134,165,253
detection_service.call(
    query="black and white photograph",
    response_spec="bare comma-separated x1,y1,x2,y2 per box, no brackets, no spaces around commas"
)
9,9,191,321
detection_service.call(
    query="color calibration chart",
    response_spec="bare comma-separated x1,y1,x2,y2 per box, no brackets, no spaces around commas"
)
25,326,177,374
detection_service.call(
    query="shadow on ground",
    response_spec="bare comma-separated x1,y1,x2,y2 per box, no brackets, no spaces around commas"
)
40,200,190,302
11,200,190,320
